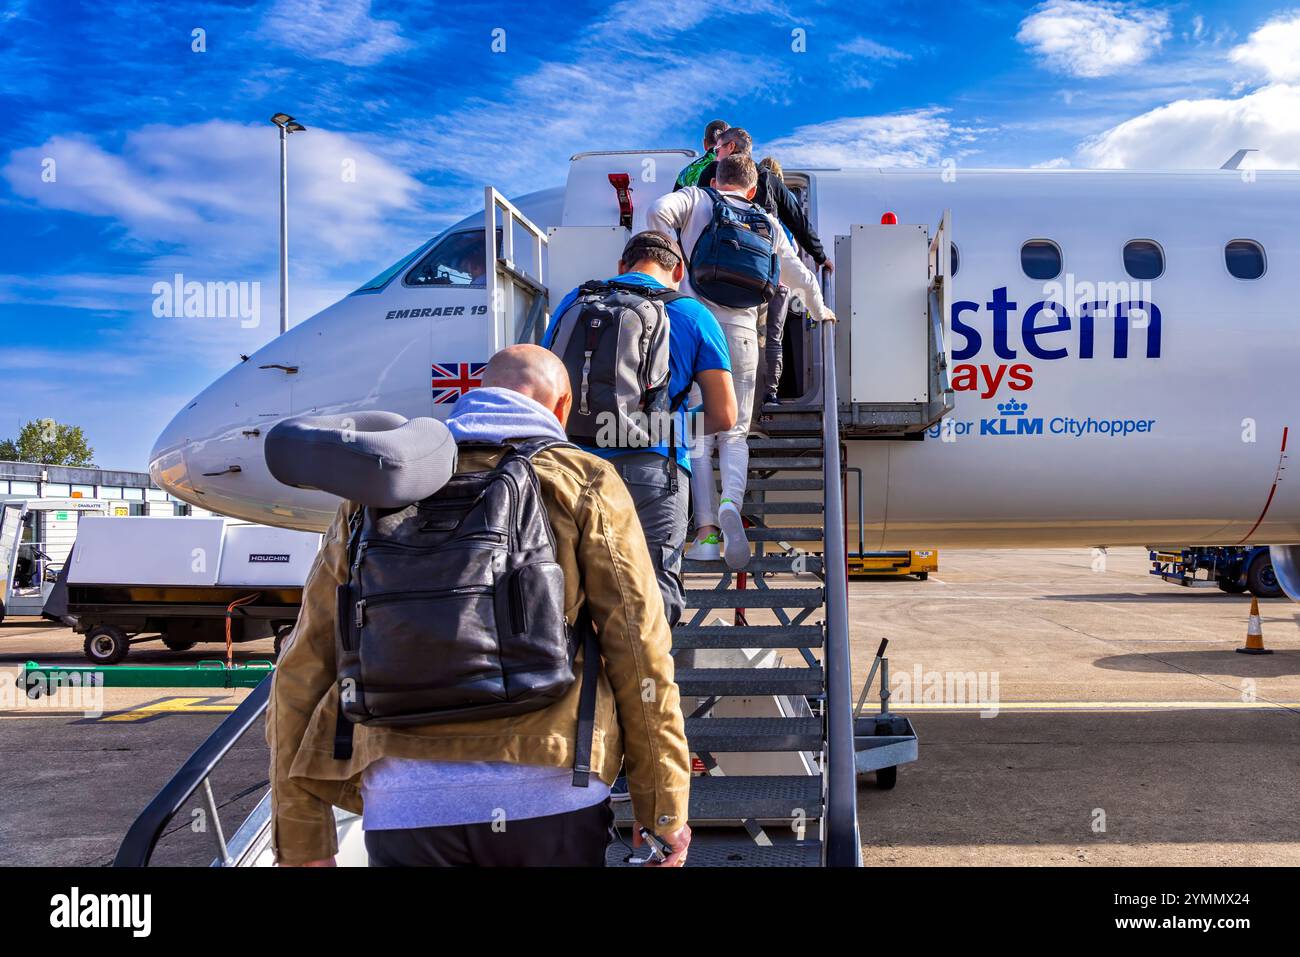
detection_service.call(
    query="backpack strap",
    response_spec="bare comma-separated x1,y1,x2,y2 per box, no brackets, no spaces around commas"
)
334,505,366,760
500,438,599,788
502,436,576,460
571,610,599,787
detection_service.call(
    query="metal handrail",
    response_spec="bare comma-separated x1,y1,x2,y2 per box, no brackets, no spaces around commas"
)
819,315,862,867
113,675,272,867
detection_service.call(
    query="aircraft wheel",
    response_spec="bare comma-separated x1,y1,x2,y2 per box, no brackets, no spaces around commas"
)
875,766,898,790
1247,554,1284,599
84,626,129,665
161,634,197,652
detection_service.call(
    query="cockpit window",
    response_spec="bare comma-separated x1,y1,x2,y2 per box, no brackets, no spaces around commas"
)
404,230,493,288
353,239,434,294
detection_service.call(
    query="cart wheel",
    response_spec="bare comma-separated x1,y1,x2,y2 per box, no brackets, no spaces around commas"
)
1247,553,1283,599
875,766,898,790
161,635,197,652
917,572,929,581
84,626,129,665
273,625,294,657
1217,579,1248,594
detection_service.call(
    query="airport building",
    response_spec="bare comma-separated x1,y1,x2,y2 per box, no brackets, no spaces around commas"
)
0,459,208,516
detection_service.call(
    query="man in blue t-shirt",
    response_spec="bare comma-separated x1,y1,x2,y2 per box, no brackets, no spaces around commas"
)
543,231,736,628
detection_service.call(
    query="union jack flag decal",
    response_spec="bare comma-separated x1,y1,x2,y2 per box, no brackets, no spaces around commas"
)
431,361,486,404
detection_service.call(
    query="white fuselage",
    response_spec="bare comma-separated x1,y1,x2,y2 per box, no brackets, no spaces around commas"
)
150,158,1300,548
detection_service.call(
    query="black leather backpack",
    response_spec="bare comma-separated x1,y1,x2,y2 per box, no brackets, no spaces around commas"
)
332,437,598,787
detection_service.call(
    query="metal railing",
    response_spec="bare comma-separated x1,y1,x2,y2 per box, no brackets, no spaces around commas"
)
484,186,549,351
114,675,272,867
819,315,862,866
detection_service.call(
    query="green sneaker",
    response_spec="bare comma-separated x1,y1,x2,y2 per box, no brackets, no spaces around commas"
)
685,532,722,562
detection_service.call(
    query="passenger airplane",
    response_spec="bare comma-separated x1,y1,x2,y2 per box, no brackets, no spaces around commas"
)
148,148,1300,597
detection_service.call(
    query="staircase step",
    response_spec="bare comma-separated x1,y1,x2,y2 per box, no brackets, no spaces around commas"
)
681,554,823,574
613,774,823,823
672,624,823,648
746,478,824,491
746,437,824,450
758,414,823,434
685,717,822,751
733,456,824,471
743,526,823,542
683,587,825,609
738,501,823,514
676,666,824,696
606,835,823,867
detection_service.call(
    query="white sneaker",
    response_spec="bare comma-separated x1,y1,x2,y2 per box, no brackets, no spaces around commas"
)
717,500,750,570
685,532,722,561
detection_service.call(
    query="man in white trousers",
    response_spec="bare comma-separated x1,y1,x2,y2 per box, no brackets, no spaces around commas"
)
647,153,835,570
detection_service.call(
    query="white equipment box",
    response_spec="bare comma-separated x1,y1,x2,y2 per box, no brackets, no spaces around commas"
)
217,524,322,586
68,517,319,588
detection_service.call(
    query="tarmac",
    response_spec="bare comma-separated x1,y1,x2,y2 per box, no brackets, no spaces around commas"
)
2,545,1297,866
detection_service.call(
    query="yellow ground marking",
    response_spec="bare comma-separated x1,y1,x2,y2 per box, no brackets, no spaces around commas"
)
99,696,238,722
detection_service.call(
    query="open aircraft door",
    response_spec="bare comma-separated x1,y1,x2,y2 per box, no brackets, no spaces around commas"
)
0,501,23,620
485,187,550,348
832,210,954,435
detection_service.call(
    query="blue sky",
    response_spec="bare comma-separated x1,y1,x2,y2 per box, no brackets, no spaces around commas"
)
3,0,1299,469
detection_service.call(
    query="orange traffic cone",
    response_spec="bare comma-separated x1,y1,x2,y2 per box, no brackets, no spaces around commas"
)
1236,596,1273,655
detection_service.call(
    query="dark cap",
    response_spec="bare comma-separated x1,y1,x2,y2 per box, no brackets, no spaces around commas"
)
621,230,683,266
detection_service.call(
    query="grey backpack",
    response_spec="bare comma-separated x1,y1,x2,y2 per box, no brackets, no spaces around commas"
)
548,281,684,451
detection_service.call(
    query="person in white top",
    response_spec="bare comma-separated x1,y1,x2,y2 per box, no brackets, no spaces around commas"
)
647,153,835,570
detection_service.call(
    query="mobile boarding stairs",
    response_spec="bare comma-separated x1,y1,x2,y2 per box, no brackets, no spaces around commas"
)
114,200,954,868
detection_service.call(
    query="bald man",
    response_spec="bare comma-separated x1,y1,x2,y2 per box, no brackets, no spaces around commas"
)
269,343,692,868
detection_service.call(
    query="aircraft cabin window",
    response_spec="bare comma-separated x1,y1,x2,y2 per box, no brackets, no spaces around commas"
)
1123,240,1164,280
950,242,960,276
1225,240,1266,280
1020,240,1061,281
405,229,495,288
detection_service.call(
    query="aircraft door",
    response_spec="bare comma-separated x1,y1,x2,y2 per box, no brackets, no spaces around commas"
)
485,188,549,349
0,502,25,613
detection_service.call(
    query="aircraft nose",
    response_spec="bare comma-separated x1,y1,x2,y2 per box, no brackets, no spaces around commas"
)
149,402,198,502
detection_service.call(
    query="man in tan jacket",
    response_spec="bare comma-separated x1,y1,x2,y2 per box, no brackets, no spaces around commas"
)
269,344,692,866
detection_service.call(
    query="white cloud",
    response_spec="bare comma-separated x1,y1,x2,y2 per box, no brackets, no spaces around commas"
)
2,121,422,269
1033,156,1072,168
832,35,912,89
1017,0,1171,78
837,36,911,62
261,0,413,67
408,10,792,191
1077,83,1300,168
761,109,976,168
1230,11,1300,83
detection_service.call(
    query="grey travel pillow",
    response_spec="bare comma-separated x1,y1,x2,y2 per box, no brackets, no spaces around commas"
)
265,411,458,508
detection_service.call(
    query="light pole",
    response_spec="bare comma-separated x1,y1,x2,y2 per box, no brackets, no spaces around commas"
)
270,113,306,335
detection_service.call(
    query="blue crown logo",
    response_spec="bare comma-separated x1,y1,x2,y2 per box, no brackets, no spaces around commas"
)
997,399,1028,416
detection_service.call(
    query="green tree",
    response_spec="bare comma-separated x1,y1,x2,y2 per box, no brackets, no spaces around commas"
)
0,419,95,467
